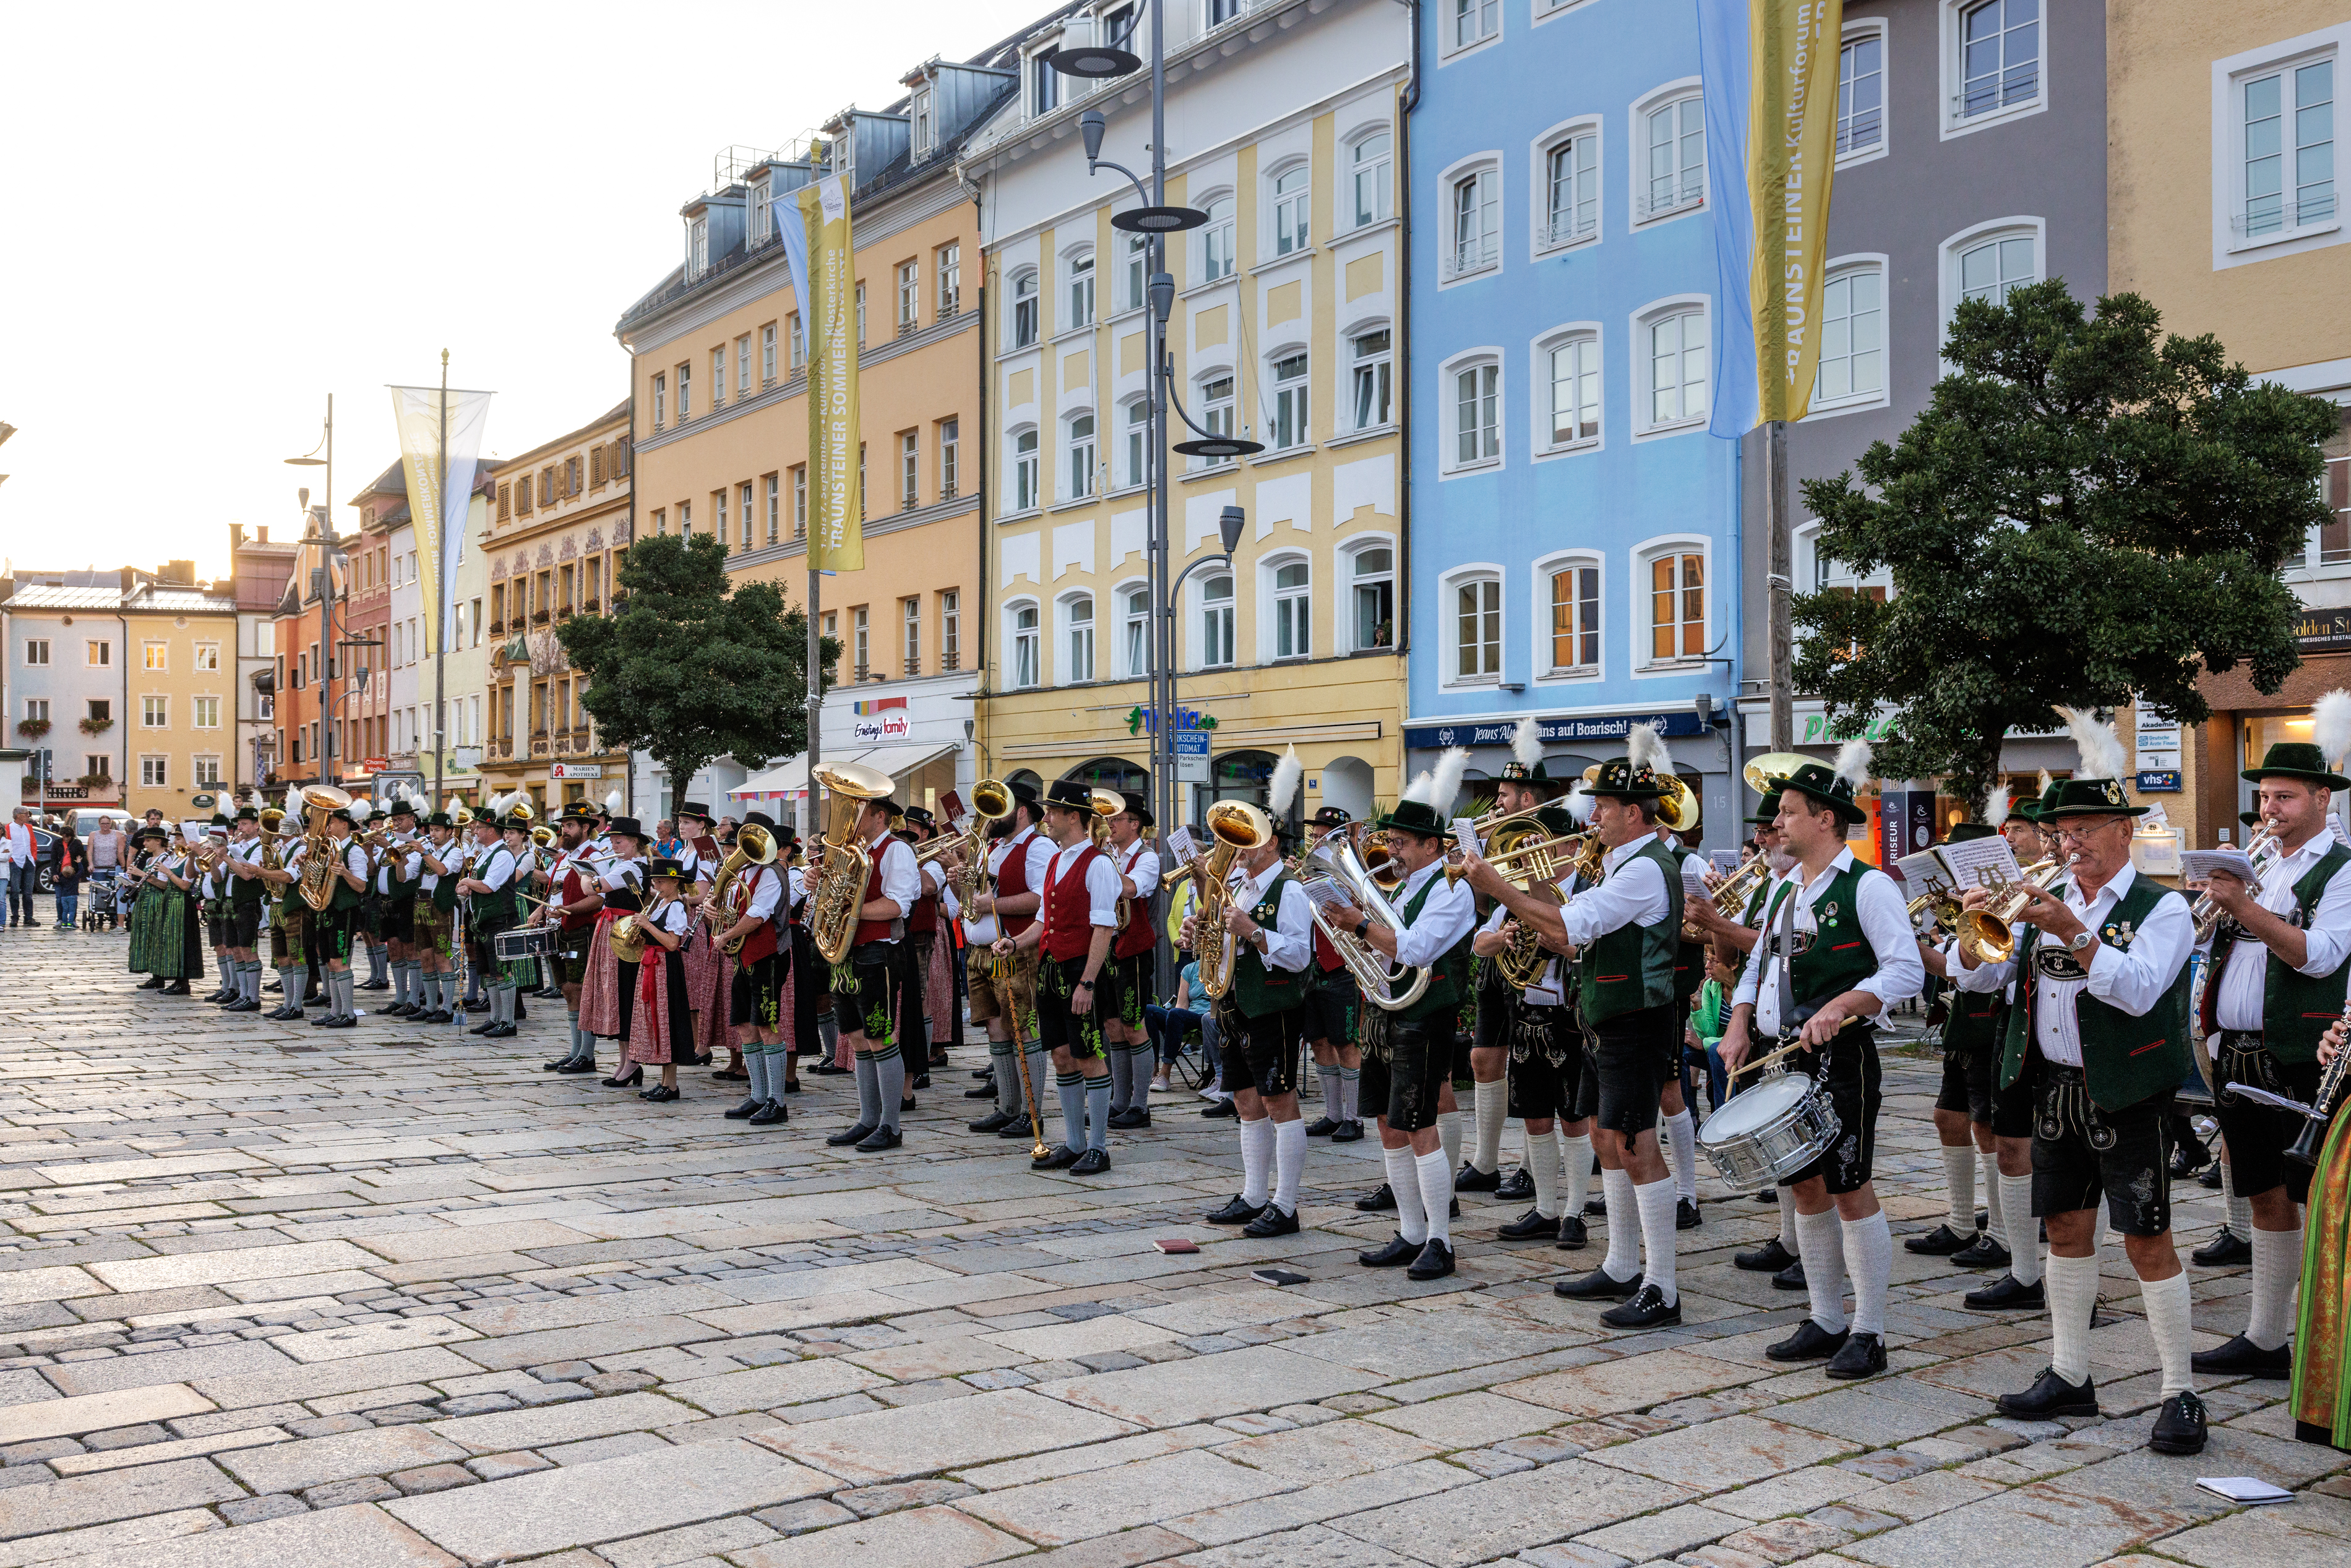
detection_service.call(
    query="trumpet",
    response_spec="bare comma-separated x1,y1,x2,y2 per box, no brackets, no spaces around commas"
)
1955,859,2065,964
1449,821,1599,891
1690,846,1776,939
2191,826,2282,943
1907,887,1965,938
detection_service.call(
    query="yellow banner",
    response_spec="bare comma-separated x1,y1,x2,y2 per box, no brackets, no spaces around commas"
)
387,385,492,657
1748,0,1841,425
801,176,862,572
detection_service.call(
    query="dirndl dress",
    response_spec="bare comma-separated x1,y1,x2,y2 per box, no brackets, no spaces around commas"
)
2292,1103,2351,1451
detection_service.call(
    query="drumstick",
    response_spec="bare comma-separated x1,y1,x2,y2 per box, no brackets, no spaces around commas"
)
1728,1014,1863,1082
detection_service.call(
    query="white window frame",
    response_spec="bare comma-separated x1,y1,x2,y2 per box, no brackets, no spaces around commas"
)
1443,566,1505,687
736,333,754,397
1343,536,1398,653
1631,80,1706,225
193,753,221,788
1795,520,1896,607
1198,193,1237,282
1120,229,1150,312
1195,573,1237,670
194,642,220,672
1121,398,1151,489
1532,323,1604,456
1349,324,1394,433
1064,410,1098,500
1008,599,1042,690
1268,161,1311,257
1534,549,1605,681
1442,349,1504,476
762,323,777,384
1940,0,2047,140
1117,580,1151,677
940,416,961,499
1349,129,1393,229
1195,374,1238,470
911,88,934,158
1936,216,2045,342
143,640,167,672
192,695,221,730
1059,591,1097,685
1065,247,1096,330
23,640,47,666
1010,269,1041,349
141,695,168,729
1634,535,1711,674
897,260,921,330
1268,349,1310,450
1631,294,1710,440
1807,255,1891,418
1261,552,1312,663
1443,0,1502,61
900,432,921,512
140,755,167,789
1531,116,1603,254
1010,426,1042,513
1439,155,1502,285
1837,19,1891,168
2212,25,2345,269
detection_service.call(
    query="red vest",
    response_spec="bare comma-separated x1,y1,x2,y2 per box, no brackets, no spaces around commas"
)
995,829,1039,936
1112,843,1156,960
853,839,901,948
1042,844,1104,962
558,858,597,933
735,864,780,964
1312,922,1347,974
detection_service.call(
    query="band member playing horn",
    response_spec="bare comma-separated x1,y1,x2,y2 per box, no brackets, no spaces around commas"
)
260,820,310,1020
455,816,533,1039
997,780,1122,1173
1721,743,1922,1379
2190,702,2351,1382
904,808,961,1086
622,858,696,1102
412,812,462,1025
1954,710,2206,1458
220,807,267,1013
312,807,369,1028
826,787,922,1154
674,801,731,1073
1299,805,1365,1136
1463,718,1556,1199
723,811,797,1125
1103,792,1162,1128
1328,773,1477,1282
538,804,604,1068
1912,821,2017,1277
372,796,424,1019
579,817,650,1071
966,783,1051,1137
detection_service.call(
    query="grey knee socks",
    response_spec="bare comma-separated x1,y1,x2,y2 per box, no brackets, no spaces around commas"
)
854,1050,882,1128
1056,1072,1086,1152
990,1038,1023,1116
1107,1042,1134,1113
1086,1074,1112,1152
877,1047,906,1131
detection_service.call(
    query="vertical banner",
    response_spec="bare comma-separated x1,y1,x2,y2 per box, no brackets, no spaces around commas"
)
387,386,494,653
1698,0,1843,435
778,174,862,572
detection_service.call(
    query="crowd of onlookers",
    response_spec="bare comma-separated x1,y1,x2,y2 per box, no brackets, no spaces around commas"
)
2,806,150,931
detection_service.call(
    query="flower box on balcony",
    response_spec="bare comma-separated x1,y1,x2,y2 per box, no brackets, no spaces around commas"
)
14,719,49,740
78,718,112,737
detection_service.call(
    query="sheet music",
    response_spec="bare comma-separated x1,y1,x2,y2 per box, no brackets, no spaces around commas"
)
1166,825,1198,862
1682,861,1712,901
1894,849,1956,898
1300,877,1351,914
2181,847,2260,886
1451,817,1484,857
1935,835,2022,891
1709,850,1743,876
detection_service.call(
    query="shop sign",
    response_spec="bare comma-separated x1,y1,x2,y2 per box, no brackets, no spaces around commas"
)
851,712,911,742
1404,711,1707,752
2136,770,2182,793
549,763,604,779
1174,727,1210,784
1127,706,1218,736
2297,606,2351,650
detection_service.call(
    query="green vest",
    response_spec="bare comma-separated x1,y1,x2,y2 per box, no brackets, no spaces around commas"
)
1397,867,1471,1024
1941,974,2005,1055
2000,872,2193,1110
1782,859,1884,1006
2257,842,2351,1065
383,841,419,906
1227,871,1307,1019
230,843,265,908
1578,838,1684,1024
429,843,461,914
325,839,362,912
273,848,306,922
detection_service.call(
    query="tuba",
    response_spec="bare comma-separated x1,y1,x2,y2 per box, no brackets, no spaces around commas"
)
806,762,896,964
1192,800,1273,1000
1302,821,1430,1011
296,784,352,911
711,821,780,955
257,806,287,873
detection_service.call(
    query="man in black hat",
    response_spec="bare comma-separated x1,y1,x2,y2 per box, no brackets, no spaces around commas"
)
1466,734,1688,1327
996,780,1124,1173
720,810,797,1123
1721,755,1923,1378
1298,805,1365,1139
455,815,529,1038
413,812,463,1024
965,783,1053,1136
1325,795,1477,1280
371,798,424,1019
2189,732,2351,1381
825,786,921,1154
1462,763,1556,1199
197,818,234,1002
1101,792,1162,1129
219,809,269,1012
257,815,311,1020
1953,766,2205,1455
309,808,371,1028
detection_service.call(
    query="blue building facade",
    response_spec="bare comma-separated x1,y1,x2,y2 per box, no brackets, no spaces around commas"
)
1405,0,1740,846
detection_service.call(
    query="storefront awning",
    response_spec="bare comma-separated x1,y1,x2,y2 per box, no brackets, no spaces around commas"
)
729,742,960,802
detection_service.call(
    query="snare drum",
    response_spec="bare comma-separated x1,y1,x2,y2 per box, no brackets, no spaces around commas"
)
492,927,559,961
1698,1073,1842,1188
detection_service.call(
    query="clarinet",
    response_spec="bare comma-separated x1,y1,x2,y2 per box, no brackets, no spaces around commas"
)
2286,1000,2351,1169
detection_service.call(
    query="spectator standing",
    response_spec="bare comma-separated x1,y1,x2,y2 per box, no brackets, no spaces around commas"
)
4,808,38,928
53,829,85,931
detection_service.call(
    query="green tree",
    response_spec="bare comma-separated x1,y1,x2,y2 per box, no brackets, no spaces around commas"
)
1795,282,2336,813
557,532,838,807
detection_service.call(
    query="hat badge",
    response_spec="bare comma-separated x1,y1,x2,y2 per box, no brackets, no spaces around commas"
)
2104,781,2123,805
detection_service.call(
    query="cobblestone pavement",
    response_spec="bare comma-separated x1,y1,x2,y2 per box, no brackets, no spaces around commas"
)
0,933,2340,1568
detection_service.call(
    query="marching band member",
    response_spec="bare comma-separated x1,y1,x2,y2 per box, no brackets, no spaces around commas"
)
2189,704,2351,1382
580,816,650,1073
2295,1016,2351,1451
1299,805,1364,1137
997,780,1122,1173
1720,744,1923,1379
827,789,922,1153
373,797,424,1019
536,804,603,1068
1326,764,1476,1282
199,816,233,1002
260,817,310,1020
1103,792,1161,1128
1953,712,2206,1457
454,813,526,1039
219,808,267,1013
674,802,731,1073
905,807,961,1087
721,810,796,1125
311,807,369,1028
1463,721,1554,1197
621,858,695,1102
145,826,205,996
966,783,1052,1137
878,800,926,1107
413,811,462,1025
1910,820,2015,1274
1471,727,1687,1326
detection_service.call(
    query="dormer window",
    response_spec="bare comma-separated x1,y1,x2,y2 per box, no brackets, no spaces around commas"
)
688,216,710,279
1031,53,1059,118
912,91,934,157
750,181,772,243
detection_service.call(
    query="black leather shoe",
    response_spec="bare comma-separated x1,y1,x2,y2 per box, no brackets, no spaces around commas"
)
856,1127,904,1153
163,979,191,996
1304,1116,1339,1137
1951,1234,2013,1269
911,1074,930,1090
1906,1223,1975,1256
1601,1284,1681,1330
808,1061,851,1076
2199,1163,2224,1189
998,1120,1037,1139
1242,1205,1299,1238
1107,1107,1145,1129
603,1066,643,1088
1737,1236,1799,1273
826,1123,877,1147
2170,1140,2213,1178
1825,1330,1888,1380
139,977,166,990
1965,1274,2046,1311
468,1021,496,1036
2192,1228,2253,1267
640,1084,681,1102
309,1011,335,1026
748,1100,789,1125
1774,1259,1808,1291
422,1008,453,1024
275,1008,304,1021
1554,1215,1589,1251
541,1053,574,1071
356,978,389,990
1356,1182,1396,1212
1069,1147,1111,1175
1767,1319,1851,1362
1331,1120,1364,1143
462,998,489,1012
1677,1198,1702,1230
1033,1144,1081,1170
1206,1195,1265,1225
1455,1162,1502,1193
264,1004,294,1021
1200,1099,1236,1118
1497,1167,1534,1201
1998,1366,2099,1420
2192,1332,2292,1379
724,1096,763,1120
554,1057,598,1074
1585,1196,1607,1216
1554,1266,1643,1300
965,1082,999,1099
2149,1390,2209,1455
374,1001,406,1016
224,998,260,1013
484,1022,517,1039
1498,1207,1560,1242
1121,1110,1151,1129
1359,1233,1418,1267
317,1014,356,1029
1408,1239,1456,1280
969,1108,1016,1133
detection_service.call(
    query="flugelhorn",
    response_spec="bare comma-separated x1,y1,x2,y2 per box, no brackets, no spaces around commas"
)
1955,859,2064,964
2191,825,2284,943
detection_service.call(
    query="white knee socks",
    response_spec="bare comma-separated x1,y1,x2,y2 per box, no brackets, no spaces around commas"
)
1982,1158,2009,1251
1472,1079,1506,1175
1438,1112,1462,1175
1239,1115,1274,1207
1387,1146,1427,1245
1943,1144,1977,1235
1559,1132,1592,1220
1635,1177,1679,1305
1417,1150,1455,1245
2249,1222,2304,1352
1662,1110,1698,1204
1528,1131,1562,1219
1843,1211,1893,1336
2046,1251,2101,1384
2142,1269,2196,1398
2001,1171,2042,1287
1272,1120,1306,1215
1777,1187,1800,1250
1797,1207,1847,1333
2224,1162,2253,1240
1600,1166,1640,1282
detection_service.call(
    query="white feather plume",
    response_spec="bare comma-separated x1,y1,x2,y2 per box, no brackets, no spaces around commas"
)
604,788,623,815
1626,722,1672,779
1985,785,2010,830
2060,707,2128,782
1268,746,1304,818
1401,769,1434,806
1430,746,1471,817
1833,735,1873,790
2037,768,2053,798
1511,714,1544,771
348,797,373,825
1565,783,1597,826
2315,690,2351,770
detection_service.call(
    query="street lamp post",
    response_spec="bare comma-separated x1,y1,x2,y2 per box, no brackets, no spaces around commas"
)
285,398,338,795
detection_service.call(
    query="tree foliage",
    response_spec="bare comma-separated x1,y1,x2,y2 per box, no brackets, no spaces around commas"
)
557,533,838,802
1795,283,2334,813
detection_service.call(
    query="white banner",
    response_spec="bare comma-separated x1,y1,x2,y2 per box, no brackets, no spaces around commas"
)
387,385,494,658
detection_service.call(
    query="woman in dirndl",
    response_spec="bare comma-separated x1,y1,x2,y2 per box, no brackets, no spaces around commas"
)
578,818,649,1084
2293,1023,2351,1450
623,859,696,1102
126,829,168,987
131,830,203,994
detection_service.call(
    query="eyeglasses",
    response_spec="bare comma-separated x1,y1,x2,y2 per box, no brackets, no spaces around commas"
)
2052,819,2130,844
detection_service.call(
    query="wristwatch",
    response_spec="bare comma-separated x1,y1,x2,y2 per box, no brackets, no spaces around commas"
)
2066,929,2095,954
1354,919,1370,941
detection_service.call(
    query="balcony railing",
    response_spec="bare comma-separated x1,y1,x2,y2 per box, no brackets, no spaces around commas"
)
1439,234,1499,283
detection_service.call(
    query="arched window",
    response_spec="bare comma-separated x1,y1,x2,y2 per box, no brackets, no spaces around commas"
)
1814,260,1886,410
1351,327,1393,431
1544,555,1602,675
1641,543,1707,667
1446,161,1500,280
1012,427,1041,512
1200,195,1236,281
1010,270,1039,348
1450,571,1502,683
1271,164,1310,255
1062,593,1096,683
1635,299,1708,434
1349,544,1395,651
1199,575,1235,669
1446,353,1502,469
1636,88,1706,221
1065,412,1097,499
1271,560,1310,660
1065,249,1095,328
1351,130,1393,227
1009,601,1041,688
1120,583,1151,675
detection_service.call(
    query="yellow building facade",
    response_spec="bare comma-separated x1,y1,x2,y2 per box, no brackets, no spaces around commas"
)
962,0,1410,821
121,583,240,819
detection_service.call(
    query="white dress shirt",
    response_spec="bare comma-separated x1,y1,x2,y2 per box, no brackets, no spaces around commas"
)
1116,842,1161,902
477,846,516,892
648,899,692,936
1047,841,1124,931
919,859,963,923
2208,829,2351,1031
1386,855,1476,968
867,833,921,933
1232,859,1314,973
1559,832,1671,950
1730,849,1924,1037
1956,863,2194,1069
597,856,645,895
742,863,783,922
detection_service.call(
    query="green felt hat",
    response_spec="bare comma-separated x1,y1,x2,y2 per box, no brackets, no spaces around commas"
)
1946,823,1998,844
1587,753,1672,800
2037,777,2150,819
1776,763,1868,827
1377,799,1450,840
2242,741,2350,791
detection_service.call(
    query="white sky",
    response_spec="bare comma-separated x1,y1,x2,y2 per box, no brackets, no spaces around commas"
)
0,0,1044,583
